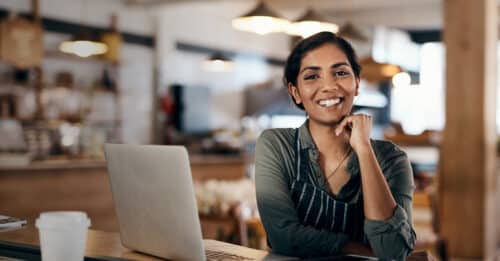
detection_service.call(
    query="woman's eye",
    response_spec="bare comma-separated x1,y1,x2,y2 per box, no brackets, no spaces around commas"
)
335,71,350,77
304,74,319,80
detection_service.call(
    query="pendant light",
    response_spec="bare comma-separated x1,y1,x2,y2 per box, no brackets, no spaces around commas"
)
337,1,367,42
337,22,368,42
58,1,108,58
59,31,108,58
360,57,401,83
286,8,339,38
202,52,234,72
232,1,290,35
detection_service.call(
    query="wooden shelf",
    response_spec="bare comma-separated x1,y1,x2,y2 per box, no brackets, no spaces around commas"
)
44,50,120,66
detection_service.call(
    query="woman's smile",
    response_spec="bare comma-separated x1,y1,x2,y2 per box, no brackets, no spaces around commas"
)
317,96,344,108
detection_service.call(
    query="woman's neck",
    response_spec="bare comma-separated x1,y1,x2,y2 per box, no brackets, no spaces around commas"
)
308,119,350,156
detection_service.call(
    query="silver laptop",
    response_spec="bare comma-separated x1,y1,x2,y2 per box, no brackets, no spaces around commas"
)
104,144,259,261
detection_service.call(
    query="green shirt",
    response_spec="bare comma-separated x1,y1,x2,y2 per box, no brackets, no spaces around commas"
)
255,122,416,260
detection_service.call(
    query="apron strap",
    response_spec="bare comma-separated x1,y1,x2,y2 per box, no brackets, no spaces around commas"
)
294,128,301,181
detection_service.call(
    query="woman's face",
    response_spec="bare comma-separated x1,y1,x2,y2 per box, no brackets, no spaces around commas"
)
289,43,360,126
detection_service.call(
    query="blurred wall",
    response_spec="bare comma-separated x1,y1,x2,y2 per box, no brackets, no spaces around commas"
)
154,1,290,130
0,0,155,144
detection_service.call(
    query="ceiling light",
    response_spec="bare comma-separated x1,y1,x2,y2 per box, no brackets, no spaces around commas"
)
392,72,411,88
286,8,338,38
360,57,402,82
232,1,290,35
59,31,108,58
337,22,368,42
202,52,234,72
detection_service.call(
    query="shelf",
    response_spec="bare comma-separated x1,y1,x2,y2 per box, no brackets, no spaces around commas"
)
85,120,122,127
0,52,120,67
1,49,123,145
44,50,120,66
0,83,34,94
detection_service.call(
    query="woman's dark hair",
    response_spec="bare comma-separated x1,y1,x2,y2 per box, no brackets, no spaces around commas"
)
283,32,361,110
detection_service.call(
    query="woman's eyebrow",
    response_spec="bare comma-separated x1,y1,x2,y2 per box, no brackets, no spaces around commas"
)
300,62,350,74
331,62,350,68
300,66,320,74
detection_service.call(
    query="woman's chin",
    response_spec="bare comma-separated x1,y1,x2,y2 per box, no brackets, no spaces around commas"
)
309,116,344,127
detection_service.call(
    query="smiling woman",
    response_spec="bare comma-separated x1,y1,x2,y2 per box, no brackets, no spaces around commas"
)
287,42,359,127
255,32,417,260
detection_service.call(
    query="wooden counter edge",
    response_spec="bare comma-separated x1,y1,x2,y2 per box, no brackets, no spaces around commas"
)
0,226,270,261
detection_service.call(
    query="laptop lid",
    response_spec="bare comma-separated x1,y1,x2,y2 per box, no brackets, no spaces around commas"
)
104,144,205,261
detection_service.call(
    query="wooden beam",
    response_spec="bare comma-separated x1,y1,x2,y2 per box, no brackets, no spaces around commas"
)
0,8,155,47
440,0,497,259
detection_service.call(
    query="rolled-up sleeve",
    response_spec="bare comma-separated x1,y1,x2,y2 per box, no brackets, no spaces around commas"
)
364,146,417,260
255,130,349,257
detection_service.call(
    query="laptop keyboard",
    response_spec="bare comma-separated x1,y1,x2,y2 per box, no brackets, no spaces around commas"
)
205,249,255,261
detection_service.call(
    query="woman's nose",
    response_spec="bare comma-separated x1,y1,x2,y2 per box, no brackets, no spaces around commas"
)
321,74,339,91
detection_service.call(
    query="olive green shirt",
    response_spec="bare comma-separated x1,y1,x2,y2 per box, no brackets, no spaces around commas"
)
255,122,416,260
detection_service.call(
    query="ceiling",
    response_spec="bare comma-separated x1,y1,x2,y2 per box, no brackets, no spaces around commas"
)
121,0,443,29
122,0,440,10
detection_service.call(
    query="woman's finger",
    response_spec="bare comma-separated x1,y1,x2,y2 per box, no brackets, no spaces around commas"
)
335,115,352,136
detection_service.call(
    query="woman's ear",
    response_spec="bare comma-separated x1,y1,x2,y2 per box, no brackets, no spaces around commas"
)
288,83,302,105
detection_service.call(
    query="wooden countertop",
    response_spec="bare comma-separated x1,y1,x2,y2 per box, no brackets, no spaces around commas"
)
189,153,253,165
0,225,273,261
0,158,107,172
0,153,253,172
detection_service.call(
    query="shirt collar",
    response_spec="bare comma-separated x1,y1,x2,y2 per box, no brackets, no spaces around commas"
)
298,119,316,150
297,119,360,177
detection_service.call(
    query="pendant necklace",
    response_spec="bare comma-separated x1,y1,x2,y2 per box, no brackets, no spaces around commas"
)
326,146,352,179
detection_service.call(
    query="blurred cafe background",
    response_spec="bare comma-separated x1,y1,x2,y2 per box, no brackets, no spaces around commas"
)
0,0,498,259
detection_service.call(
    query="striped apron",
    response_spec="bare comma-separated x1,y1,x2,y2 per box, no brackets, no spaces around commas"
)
290,128,367,241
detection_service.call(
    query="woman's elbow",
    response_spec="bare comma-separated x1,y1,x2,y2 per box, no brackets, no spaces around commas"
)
370,234,415,261
266,230,306,257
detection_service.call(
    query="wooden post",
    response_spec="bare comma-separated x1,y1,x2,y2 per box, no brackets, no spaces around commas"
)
440,0,497,259
31,0,40,23
31,0,44,121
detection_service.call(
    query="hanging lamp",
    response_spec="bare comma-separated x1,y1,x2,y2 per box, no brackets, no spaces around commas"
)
202,52,234,72
337,0,368,42
359,57,401,82
232,1,290,35
286,8,339,38
58,1,107,58
59,30,108,58
337,22,368,42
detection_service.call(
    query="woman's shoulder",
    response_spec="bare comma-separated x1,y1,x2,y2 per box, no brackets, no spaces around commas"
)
255,128,296,174
258,128,296,145
255,128,297,160
370,139,407,160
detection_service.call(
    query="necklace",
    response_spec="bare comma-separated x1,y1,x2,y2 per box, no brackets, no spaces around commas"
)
325,147,352,180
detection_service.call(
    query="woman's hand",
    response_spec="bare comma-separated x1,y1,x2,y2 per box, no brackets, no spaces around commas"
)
334,114,372,153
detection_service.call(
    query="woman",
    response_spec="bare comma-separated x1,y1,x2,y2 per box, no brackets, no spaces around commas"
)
255,32,416,260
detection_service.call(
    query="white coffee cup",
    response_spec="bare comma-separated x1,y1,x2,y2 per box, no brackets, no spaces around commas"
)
36,211,91,261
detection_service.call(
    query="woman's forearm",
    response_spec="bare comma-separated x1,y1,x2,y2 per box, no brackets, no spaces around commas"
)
356,145,397,220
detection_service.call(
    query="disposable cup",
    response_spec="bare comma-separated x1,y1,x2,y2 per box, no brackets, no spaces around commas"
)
36,211,91,261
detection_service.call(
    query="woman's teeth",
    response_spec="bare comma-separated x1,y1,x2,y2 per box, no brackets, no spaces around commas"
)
319,98,341,107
